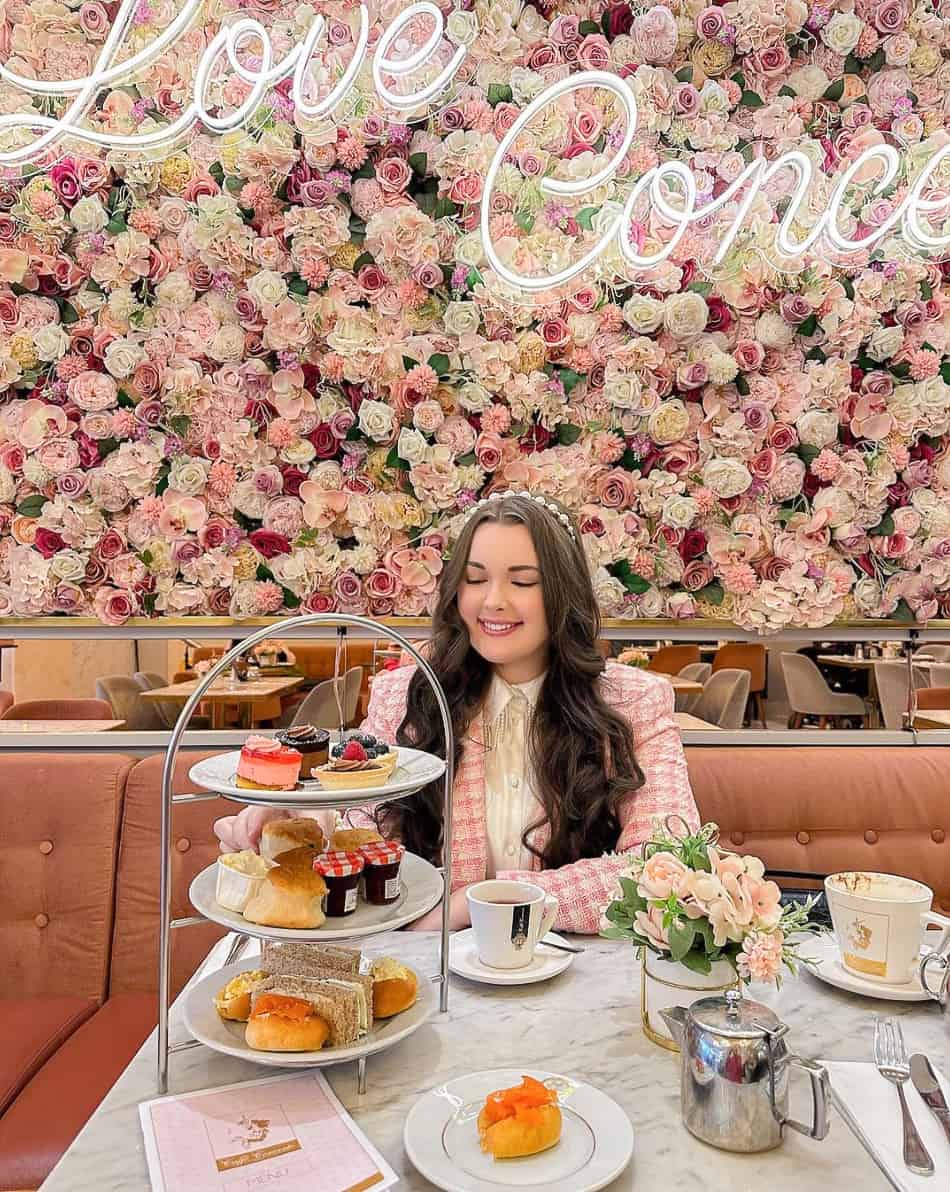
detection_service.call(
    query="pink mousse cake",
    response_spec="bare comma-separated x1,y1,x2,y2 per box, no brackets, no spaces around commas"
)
236,736,302,791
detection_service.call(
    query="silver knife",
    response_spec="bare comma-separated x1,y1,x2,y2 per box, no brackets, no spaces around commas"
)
910,1053,950,1145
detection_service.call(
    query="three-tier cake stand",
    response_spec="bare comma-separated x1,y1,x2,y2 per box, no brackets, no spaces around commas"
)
155,614,454,1094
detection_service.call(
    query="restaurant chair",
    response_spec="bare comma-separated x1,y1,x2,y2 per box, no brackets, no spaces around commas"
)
781,653,867,729
915,645,950,662
0,688,12,717
711,643,768,727
95,676,166,731
1,698,114,721
872,661,931,731
674,662,710,714
928,663,950,688
646,644,700,675
916,687,950,711
691,669,750,730
132,672,211,730
290,666,364,730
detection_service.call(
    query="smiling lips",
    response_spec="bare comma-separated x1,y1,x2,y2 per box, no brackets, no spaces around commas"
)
478,619,522,637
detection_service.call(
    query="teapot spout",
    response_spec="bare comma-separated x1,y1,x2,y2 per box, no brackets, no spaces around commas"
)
659,1006,688,1046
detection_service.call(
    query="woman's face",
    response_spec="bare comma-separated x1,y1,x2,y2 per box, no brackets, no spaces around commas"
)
457,520,550,683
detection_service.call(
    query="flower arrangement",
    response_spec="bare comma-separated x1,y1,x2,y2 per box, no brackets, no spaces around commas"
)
602,819,819,985
616,646,651,668
0,3,948,628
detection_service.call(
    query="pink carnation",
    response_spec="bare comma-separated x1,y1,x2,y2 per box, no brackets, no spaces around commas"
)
736,930,785,984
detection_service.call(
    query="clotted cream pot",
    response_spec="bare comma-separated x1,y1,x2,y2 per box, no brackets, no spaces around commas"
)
661,989,830,1153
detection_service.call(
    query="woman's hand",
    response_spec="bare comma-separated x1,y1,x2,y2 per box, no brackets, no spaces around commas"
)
214,806,292,853
406,884,472,932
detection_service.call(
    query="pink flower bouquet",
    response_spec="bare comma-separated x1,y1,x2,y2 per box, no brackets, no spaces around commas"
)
602,819,820,987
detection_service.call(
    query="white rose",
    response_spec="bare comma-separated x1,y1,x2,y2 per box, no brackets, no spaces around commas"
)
22,458,51,487
509,66,546,105
155,271,195,311
442,301,480,337
604,373,646,412
821,13,864,57
49,549,87,582
648,400,691,444
208,323,246,363
69,195,108,234
663,292,708,340
397,427,429,465
33,323,70,362
281,439,316,465
446,9,478,45
865,323,903,362
107,287,138,322
623,294,665,333
358,398,395,441
246,269,289,307
796,410,839,448
812,486,857,528
853,576,884,615
702,457,752,498
662,494,698,529
0,466,15,503
458,381,492,412
168,457,209,496
910,43,940,78
455,232,485,268
755,311,795,349
639,586,665,617
104,337,146,378
592,566,626,616
786,65,831,101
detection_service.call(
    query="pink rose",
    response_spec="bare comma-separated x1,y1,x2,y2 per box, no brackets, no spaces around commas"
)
638,851,690,900
475,432,504,472
68,370,118,411
632,7,678,63
634,906,670,951
366,568,401,600
93,586,138,626
376,156,412,195
576,33,611,70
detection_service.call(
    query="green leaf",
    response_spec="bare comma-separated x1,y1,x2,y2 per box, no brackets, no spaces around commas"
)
618,876,641,904
167,414,191,438
352,252,374,273
611,559,651,594
288,275,309,296
579,20,599,35
797,313,818,336
465,267,482,290
117,388,136,409
843,54,862,75
256,563,275,582
428,352,450,377
891,361,911,379
822,79,845,103
402,355,418,371
797,443,821,467
487,83,512,106
868,513,895,537
282,586,301,609
575,207,598,231
559,369,583,396
668,918,697,964
678,947,714,976
16,494,46,517
620,448,641,472
352,160,375,180
731,72,746,90
920,280,933,300
600,925,638,941
97,437,119,458
106,214,127,234
155,462,171,497
139,549,153,566
892,598,915,624
433,197,459,220
408,152,427,176
687,280,712,296
940,361,950,385
735,374,750,396
675,65,694,83
805,346,827,363
740,90,765,108
698,581,724,607
515,209,535,233
209,162,224,185
866,48,885,73
842,277,855,300
557,422,582,446
778,85,796,98
225,175,243,194
59,300,79,325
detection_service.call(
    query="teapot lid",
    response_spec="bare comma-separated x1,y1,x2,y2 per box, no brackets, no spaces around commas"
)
689,989,783,1039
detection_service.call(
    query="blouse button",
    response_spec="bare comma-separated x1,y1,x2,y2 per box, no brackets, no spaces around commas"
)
506,845,515,857
510,777,520,790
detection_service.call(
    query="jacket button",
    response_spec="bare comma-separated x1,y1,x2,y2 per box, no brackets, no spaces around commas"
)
35,913,49,928
864,830,878,844
796,831,810,845
730,832,745,846
175,838,191,853
39,840,53,855
933,830,945,844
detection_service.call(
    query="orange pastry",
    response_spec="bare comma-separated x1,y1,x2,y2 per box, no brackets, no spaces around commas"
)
477,1075,562,1159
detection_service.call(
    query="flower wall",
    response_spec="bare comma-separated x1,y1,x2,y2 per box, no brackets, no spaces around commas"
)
1,0,950,632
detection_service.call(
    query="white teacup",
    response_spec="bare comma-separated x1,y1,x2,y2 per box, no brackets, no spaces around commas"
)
825,871,950,985
467,880,559,970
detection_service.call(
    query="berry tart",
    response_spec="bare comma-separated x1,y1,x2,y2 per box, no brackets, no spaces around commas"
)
236,735,302,791
312,738,396,790
330,734,398,778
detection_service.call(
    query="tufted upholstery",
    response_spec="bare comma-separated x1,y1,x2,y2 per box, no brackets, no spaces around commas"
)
685,745,950,913
1,698,114,721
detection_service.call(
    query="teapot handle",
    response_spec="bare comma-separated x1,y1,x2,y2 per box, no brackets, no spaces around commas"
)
782,1056,831,1141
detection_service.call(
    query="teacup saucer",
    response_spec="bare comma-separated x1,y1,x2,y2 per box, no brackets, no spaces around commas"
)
449,929,574,986
797,933,932,1002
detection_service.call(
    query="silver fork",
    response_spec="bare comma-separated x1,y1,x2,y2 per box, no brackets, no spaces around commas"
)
873,1016,934,1176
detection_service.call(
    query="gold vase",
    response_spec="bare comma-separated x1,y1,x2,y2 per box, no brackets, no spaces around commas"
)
640,951,739,1053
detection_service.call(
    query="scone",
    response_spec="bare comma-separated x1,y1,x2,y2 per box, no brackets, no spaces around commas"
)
242,846,328,930
478,1076,562,1159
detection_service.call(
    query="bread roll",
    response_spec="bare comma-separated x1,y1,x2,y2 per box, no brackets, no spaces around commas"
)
261,817,325,861
478,1104,562,1159
245,993,330,1052
371,957,417,1018
330,827,383,851
243,855,327,929
214,970,270,1021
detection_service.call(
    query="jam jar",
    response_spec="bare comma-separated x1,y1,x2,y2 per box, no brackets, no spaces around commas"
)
314,850,364,917
359,842,405,905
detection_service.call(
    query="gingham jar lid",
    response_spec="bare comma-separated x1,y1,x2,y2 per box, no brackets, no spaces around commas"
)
314,850,364,878
358,842,405,866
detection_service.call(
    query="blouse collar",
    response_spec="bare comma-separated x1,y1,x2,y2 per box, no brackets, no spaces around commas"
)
484,669,547,727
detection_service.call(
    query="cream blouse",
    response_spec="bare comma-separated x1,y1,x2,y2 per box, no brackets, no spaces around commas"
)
482,670,546,877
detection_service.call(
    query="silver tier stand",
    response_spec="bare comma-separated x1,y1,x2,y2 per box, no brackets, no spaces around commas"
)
156,614,455,1094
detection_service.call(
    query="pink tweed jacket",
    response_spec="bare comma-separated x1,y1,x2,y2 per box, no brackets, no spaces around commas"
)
354,662,700,933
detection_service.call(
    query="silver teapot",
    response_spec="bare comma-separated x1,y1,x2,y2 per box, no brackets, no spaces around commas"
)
661,990,830,1153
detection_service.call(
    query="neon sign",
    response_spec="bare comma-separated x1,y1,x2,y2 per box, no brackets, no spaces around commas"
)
1,1,947,301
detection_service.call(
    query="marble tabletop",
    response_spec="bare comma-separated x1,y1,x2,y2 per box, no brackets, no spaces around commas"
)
41,933,948,1192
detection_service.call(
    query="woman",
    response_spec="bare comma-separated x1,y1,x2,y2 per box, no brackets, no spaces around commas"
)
216,491,700,932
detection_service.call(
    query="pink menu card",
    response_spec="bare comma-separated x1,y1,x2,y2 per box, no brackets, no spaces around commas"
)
139,1071,398,1192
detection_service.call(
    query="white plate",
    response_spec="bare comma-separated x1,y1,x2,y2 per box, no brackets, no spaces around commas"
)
449,930,574,986
189,851,443,941
188,745,446,808
184,958,436,1068
404,1069,633,1192
797,933,932,1002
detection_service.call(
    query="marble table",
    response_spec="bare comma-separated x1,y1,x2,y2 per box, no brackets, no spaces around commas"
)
41,934,947,1191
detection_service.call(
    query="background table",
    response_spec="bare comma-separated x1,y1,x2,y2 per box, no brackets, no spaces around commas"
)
660,674,704,694
914,710,950,729
0,719,125,733
674,712,720,732
41,932,944,1192
141,675,304,728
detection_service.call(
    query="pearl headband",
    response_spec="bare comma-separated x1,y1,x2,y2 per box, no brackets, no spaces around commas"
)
461,489,577,543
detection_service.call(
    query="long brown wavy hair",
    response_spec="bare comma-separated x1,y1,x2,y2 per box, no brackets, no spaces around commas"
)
375,494,644,869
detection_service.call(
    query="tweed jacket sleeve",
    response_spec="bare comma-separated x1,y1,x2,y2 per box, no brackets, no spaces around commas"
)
494,664,700,933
